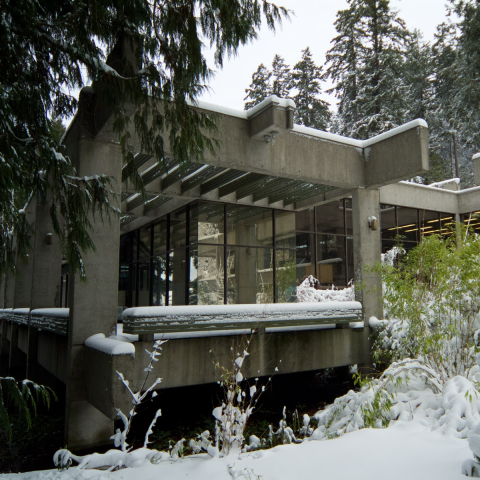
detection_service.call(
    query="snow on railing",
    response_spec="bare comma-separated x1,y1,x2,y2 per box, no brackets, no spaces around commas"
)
0,308,69,336
122,301,362,334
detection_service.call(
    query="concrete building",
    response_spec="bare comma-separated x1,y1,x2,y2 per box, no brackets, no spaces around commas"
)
1,78,480,449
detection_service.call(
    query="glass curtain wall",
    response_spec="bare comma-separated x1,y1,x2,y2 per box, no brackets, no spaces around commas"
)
380,205,454,253
118,199,354,308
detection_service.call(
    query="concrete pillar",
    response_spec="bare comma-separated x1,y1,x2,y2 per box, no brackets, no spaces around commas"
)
4,271,15,309
352,188,383,323
473,153,480,186
9,323,25,378
65,138,122,449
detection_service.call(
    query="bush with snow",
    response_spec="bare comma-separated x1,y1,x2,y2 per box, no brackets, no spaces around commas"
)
371,231,480,382
296,275,354,303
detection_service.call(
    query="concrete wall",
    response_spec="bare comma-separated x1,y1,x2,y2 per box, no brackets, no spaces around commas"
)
84,327,371,420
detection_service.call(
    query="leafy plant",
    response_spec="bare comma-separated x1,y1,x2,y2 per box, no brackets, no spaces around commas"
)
0,377,55,442
370,225,480,382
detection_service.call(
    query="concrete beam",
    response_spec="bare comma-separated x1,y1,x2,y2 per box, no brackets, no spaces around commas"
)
365,121,429,188
380,182,458,214
473,153,480,186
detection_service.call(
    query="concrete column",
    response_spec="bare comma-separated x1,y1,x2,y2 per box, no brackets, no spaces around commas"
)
9,323,25,378
352,188,383,323
4,271,16,309
65,138,122,449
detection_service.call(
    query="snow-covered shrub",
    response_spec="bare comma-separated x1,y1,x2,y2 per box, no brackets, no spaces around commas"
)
212,338,278,455
54,339,168,470
371,230,480,382
311,358,480,440
296,275,354,302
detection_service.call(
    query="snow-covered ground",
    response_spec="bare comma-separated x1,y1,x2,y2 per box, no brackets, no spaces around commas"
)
3,420,470,479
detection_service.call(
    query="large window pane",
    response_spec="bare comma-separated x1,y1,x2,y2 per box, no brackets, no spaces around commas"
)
419,210,439,238
440,214,455,237
316,200,345,235
317,234,346,287
380,206,397,240
137,260,151,306
226,205,273,247
138,225,151,259
462,212,480,235
397,207,419,243
226,247,273,304
190,202,225,245
275,211,295,248
296,209,315,232
170,208,187,249
169,249,187,305
153,218,168,255
345,198,353,235
152,255,167,306
275,249,297,303
189,244,225,305
346,236,354,285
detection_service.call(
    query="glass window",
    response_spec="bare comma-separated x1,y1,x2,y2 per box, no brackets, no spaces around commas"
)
296,209,315,232
275,211,295,248
344,198,353,235
138,225,151,259
170,208,188,250
226,205,273,247
152,254,167,306
462,212,480,234
189,244,225,305
419,210,439,238
169,249,187,305
397,207,419,243
346,236,354,285
380,206,397,240
190,202,225,245
275,249,297,303
153,218,168,255
439,214,455,236
316,200,345,235
137,260,151,306
317,234,346,287
226,247,273,304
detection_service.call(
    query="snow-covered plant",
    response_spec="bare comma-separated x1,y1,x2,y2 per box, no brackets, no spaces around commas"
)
296,275,355,303
54,339,168,470
0,377,55,442
312,359,444,439
112,339,168,452
371,229,480,381
212,338,278,455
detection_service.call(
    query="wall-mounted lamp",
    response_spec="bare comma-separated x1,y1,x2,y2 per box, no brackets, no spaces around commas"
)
368,216,378,230
45,233,53,245
264,131,279,145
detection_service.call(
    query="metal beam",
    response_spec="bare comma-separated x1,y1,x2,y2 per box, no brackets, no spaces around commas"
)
200,169,247,195
181,165,226,193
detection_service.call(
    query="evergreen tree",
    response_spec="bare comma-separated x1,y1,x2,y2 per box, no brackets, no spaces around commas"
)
271,54,291,98
1,0,289,277
244,63,272,110
325,0,365,137
326,0,410,139
291,47,330,130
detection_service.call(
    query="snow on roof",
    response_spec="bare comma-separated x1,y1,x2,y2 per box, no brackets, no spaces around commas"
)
293,119,428,149
31,308,69,318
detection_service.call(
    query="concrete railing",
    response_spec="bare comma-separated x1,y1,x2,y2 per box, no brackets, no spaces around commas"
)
122,302,363,334
0,308,69,336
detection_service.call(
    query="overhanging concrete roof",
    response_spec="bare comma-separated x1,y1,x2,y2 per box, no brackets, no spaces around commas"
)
64,91,429,229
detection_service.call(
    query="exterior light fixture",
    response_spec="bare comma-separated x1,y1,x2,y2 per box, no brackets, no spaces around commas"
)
368,216,378,230
45,233,53,245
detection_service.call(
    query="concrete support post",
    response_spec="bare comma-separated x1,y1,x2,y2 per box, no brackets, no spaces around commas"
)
9,323,25,378
65,138,122,450
352,188,383,323
4,271,16,309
